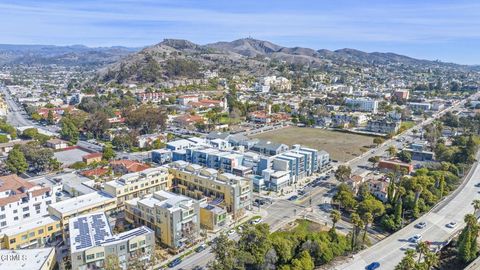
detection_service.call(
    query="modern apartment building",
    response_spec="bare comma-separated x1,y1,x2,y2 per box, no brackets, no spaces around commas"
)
69,212,155,270
168,161,252,217
48,191,116,231
345,98,379,113
0,174,56,229
125,190,200,249
0,215,62,249
104,167,171,207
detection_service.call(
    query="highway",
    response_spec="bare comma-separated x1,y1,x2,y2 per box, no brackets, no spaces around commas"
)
335,150,480,269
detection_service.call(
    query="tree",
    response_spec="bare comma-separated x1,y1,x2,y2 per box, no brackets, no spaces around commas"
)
6,147,28,174
387,146,397,158
102,146,116,161
416,241,429,264
105,254,120,270
60,117,79,144
334,165,352,182
0,134,9,143
424,250,439,270
362,212,373,244
395,249,417,270
47,110,55,124
458,213,479,263
373,137,385,147
472,199,480,214
368,156,380,169
350,212,363,250
290,250,314,270
330,210,341,231
209,234,239,270
18,142,54,172
397,150,412,163
84,111,110,139
125,105,167,134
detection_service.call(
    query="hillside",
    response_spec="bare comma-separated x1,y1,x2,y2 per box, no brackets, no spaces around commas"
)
95,38,473,84
0,44,138,67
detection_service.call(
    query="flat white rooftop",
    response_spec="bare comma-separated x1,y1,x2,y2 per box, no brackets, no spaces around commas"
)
0,248,54,270
0,215,59,236
49,191,114,215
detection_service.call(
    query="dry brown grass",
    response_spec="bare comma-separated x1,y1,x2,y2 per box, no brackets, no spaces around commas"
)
250,127,374,162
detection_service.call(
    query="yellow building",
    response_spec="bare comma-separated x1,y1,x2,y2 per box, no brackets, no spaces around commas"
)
104,167,171,207
199,203,227,231
168,161,252,217
0,215,61,249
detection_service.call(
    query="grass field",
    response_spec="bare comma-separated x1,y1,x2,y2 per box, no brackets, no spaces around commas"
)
250,127,374,162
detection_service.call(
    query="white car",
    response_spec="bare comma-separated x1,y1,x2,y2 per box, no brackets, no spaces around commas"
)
409,234,422,243
227,229,236,236
446,222,457,228
415,222,427,229
251,218,262,225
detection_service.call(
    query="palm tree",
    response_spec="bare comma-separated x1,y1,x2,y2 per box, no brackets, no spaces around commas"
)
424,251,439,270
416,241,429,264
350,212,363,250
362,212,374,245
395,249,416,270
330,210,341,230
465,213,478,228
413,185,423,207
472,199,480,214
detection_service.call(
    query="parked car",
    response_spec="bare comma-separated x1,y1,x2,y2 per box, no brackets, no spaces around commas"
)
195,244,207,252
168,258,182,268
365,262,380,270
288,195,298,201
227,229,236,236
251,218,262,225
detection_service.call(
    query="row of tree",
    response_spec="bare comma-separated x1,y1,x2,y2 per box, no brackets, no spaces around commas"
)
210,221,351,270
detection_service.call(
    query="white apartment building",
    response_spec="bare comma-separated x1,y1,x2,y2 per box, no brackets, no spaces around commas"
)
345,98,379,113
0,175,56,229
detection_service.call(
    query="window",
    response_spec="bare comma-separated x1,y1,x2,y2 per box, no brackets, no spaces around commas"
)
13,210,17,214
22,207,29,212
46,200,51,205
0,214,5,219
1,221,6,226
120,245,125,251
56,224,60,228
38,229,44,234
140,240,145,246
0,206,4,211
86,254,94,260
47,226,53,231
9,239,15,244
130,243,137,249
21,234,27,240
77,255,82,260
13,217,18,221
29,232,35,237
23,213,30,218
96,252,104,258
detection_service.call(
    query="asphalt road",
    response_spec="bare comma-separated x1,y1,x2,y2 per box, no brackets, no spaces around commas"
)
335,150,480,270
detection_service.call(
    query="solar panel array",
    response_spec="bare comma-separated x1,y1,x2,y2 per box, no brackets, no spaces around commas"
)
91,214,109,245
74,217,92,251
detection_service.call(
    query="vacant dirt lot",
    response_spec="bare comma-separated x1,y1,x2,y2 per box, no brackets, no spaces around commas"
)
250,127,374,162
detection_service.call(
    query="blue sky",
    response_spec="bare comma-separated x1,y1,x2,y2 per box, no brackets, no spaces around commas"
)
1,0,480,64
